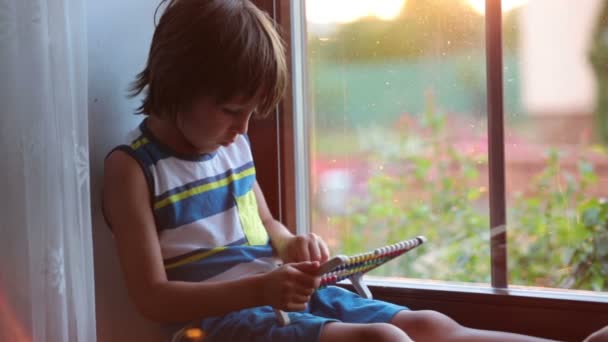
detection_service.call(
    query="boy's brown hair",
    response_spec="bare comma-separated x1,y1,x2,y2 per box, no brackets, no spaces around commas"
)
130,0,287,119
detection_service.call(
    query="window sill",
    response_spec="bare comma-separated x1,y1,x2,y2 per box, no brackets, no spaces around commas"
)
338,276,608,341
358,276,608,305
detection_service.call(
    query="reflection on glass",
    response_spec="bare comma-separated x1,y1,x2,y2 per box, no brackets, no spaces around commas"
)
305,0,491,283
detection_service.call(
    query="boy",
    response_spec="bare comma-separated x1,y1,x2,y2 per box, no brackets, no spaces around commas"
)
103,0,564,340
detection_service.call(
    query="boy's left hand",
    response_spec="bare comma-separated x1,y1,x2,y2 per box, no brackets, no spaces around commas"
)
279,233,330,264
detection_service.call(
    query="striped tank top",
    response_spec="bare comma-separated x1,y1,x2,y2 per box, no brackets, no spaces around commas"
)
113,119,279,282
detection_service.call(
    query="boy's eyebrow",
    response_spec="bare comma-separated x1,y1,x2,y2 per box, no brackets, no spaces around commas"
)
221,98,259,108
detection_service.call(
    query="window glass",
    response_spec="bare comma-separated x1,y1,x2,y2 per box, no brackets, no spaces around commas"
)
305,0,491,283
304,0,608,292
505,0,608,292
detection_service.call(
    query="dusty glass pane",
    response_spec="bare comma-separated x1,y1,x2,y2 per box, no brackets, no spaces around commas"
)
505,1,608,292
304,0,493,283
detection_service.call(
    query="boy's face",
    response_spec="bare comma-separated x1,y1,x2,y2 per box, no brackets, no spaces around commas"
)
176,95,257,154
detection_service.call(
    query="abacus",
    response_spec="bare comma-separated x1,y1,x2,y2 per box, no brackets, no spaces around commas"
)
275,236,426,326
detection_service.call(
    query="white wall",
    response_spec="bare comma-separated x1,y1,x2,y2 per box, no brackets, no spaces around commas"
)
88,1,170,341
521,0,602,115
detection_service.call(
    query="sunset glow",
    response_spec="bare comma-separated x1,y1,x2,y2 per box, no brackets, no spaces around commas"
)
467,0,529,15
306,0,407,24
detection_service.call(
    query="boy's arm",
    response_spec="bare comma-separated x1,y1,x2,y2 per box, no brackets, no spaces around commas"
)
103,151,316,323
253,181,330,263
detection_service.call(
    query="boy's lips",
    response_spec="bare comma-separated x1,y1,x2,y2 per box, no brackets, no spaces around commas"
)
220,137,237,146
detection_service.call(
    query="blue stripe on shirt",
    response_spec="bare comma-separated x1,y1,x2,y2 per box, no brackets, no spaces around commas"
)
163,237,248,265
165,244,274,282
154,173,256,230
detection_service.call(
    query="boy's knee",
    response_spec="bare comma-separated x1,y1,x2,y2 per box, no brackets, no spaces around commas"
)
423,310,458,324
584,325,608,342
393,310,462,338
362,323,411,342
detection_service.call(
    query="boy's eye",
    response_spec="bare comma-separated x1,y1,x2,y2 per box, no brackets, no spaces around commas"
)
222,107,241,115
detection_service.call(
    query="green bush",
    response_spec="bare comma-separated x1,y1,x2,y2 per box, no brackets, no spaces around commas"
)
509,151,608,291
325,104,608,291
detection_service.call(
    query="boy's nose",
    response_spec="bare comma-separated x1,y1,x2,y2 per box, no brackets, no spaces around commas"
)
233,116,250,134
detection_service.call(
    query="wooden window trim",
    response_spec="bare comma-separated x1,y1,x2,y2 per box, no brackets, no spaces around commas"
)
249,1,608,339
250,0,297,232
486,0,508,289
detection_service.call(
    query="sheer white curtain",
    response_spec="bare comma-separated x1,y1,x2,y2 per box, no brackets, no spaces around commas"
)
0,0,96,341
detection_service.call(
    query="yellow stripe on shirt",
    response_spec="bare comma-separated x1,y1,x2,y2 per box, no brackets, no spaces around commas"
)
154,166,256,210
164,246,227,270
130,137,149,150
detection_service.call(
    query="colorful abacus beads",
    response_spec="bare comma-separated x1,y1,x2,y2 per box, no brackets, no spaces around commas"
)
318,236,426,287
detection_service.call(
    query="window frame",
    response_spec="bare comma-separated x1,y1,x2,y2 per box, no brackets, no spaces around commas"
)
249,0,298,231
249,0,608,340
486,0,508,289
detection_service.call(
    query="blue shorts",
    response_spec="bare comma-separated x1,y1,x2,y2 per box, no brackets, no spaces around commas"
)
194,286,408,342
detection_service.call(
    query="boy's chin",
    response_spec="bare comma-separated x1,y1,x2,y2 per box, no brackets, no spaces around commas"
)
194,139,234,153
219,139,236,147
192,144,220,155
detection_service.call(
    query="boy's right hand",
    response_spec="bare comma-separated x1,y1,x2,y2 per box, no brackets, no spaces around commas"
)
261,261,321,311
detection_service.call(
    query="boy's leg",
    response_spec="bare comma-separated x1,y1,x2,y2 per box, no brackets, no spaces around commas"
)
390,310,559,342
319,322,412,342
583,325,608,342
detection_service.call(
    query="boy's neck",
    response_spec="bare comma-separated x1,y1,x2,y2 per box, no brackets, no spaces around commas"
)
146,116,203,156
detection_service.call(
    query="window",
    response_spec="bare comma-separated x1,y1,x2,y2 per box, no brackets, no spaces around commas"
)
250,0,608,339
291,0,608,294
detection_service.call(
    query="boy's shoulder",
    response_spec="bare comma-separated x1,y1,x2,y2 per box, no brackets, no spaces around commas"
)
107,120,253,170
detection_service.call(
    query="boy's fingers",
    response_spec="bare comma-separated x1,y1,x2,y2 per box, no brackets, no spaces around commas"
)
299,244,310,262
308,239,321,262
289,262,320,287
291,236,310,262
291,261,320,274
319,242,330,263
294,286,315,297
291,293,311,304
